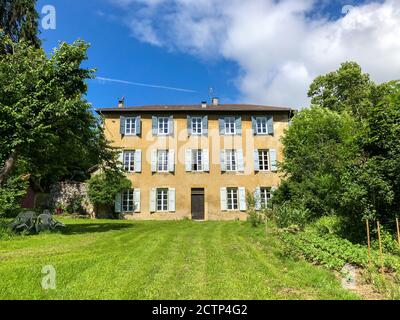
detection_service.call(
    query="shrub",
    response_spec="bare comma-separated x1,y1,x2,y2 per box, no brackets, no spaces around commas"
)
87,170,131,212
0,220,16,240
273,203,312,229
313,215,344,236
0,175,29,218
246,192,269,227
371,227,400,256
65,194,84,214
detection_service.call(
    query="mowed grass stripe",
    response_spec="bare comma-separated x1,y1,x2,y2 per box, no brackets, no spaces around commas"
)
0,220,359,300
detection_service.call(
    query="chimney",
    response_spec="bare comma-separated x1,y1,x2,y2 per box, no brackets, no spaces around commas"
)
212,97,219,106
118,97,125,108
201,101,207,108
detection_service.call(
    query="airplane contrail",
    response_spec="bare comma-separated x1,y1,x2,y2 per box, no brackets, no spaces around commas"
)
96,77,197,93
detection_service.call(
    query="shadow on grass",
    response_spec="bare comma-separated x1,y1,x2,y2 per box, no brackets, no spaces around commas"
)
61,223,134,235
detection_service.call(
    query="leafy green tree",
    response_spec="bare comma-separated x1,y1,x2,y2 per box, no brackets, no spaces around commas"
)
0,35,116,191
87,169,132,214
341,83,400,222
0,0,40,49
308,61,390,119
278,62,400,234
275,106,359,216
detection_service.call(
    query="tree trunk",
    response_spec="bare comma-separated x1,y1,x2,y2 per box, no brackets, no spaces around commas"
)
0,152,17,186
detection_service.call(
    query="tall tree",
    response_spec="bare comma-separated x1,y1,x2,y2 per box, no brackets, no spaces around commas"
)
0,0,40,48
308,61,390,119
0,35,116,189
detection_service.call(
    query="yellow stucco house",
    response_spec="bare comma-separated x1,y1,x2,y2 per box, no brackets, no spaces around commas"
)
96,99,292,221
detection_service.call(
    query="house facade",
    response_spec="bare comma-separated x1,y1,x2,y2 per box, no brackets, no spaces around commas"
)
96,100,292,220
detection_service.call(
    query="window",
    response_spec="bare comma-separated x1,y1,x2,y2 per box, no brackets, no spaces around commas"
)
226,150,237,171
125,118,136,135
258,150,270,171
123,151,135,172
122,190,135,212
227,188,238,210
260,188,271,208
191,117,203,135
158,117,169,135
225,117,236,135
256,117,268,134
157,150,168,172
192,150,203,171
157,188,169,211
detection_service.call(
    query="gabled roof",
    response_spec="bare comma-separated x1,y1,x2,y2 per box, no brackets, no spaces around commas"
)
96,104,293,114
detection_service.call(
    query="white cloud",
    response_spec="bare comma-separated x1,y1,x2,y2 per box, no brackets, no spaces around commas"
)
110,0,400,108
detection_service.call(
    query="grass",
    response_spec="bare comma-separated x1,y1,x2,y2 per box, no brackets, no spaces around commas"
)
0,219,359,300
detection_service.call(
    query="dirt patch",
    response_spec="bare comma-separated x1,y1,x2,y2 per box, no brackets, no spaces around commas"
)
335,267,385,300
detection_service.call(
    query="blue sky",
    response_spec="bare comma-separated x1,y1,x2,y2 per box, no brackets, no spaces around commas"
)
36,0,398,109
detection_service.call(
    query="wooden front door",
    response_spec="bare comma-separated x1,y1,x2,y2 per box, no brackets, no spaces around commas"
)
191,189,205,220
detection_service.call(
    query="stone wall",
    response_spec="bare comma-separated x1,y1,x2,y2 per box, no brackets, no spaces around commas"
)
49,181,95,218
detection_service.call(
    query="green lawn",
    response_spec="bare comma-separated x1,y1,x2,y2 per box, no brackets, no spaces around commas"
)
0,219,358,300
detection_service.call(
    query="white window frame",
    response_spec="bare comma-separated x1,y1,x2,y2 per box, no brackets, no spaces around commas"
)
156,188,169,212
192,149,203,172
256,117,268,135
123,151,135,172
122,190,135,212
125,117,136,135
158,117,170,135
225,117,236,135
258,150,270,172
227,188,239,210
260,187,271,208
191,117,203,135
157,150,169,172
225,150,237,172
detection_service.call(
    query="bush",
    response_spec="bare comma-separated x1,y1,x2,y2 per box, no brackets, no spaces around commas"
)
247,210,264,227
273,203,312,229
0,220,18,240
87,170,131,212
313,215,344,236
371,227,400,256
246,192,270,227
0,175,29,218
65,194,84,214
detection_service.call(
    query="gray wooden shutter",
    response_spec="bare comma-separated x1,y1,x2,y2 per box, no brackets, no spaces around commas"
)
202,149,210,172
169,116,174,136
134,189,141,212
168,150,175,172
168,188,176,212
202,116,208,136
219,118,225,135
239,187,247,211
252,116,257,135
115,192,122,213
185,149,192,172
151,150,157,173
152,116,158,136
120,116,125,135
267,116,274,135
253,149,259,172
270,149,277,172
220,187,227,211
149,188,156,213
135,116,141,135
134,150,142,173
220,150,226,172
254,187,261,211
187,115,192,136
237,149,244,172
236,117,242,135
